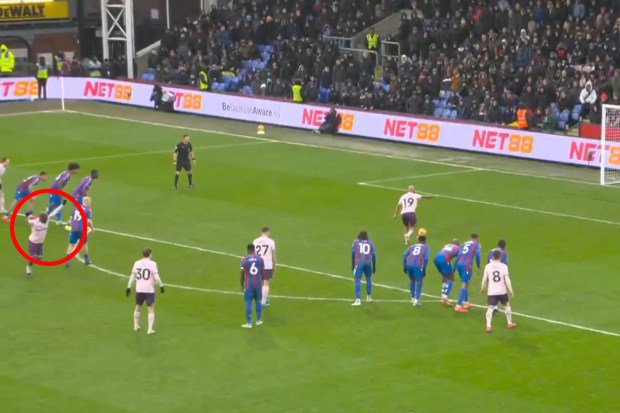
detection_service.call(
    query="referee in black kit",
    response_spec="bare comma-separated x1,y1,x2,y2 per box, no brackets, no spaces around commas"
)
173,134,196,190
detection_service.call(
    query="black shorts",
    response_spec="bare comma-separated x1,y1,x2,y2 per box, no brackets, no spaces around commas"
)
136,292,155,306
401,212,417,227
487,294,509,306
0,182,2,190
176,160,191,172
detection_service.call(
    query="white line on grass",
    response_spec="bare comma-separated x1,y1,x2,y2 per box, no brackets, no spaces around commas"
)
16,141,276,168
358,182,620,226
82,225,620,338
0,109,63,118
63,109,616,188
363,169,484,184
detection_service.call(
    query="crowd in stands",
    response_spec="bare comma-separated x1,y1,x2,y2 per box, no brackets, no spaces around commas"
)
146,0,620,131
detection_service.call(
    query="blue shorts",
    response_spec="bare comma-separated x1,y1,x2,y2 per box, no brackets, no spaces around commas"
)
14,189,29,201
406,267,425,280
244,287,262,302
69,231,88,245
354,262,372,278
74,196,83,205
433,256,453,276
49,193,62,207
457,265,473,283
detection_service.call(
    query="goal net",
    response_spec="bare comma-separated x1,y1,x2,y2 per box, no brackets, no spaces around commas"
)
601,104,620,185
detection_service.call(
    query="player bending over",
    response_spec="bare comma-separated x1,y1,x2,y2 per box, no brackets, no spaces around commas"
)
253,227,276,307
481,249,516,333
403,235,430,306
393,186,431,245
433,239,460,305
126,248,165,335
0,157,9,213
173,134,196,190
71,169,99,205
25,205,63,277
351,231,376,306
240,244,264,328
65,197,95,267
2,171,48,222
48,162,80,224
454,234,481,313
487,239,508,316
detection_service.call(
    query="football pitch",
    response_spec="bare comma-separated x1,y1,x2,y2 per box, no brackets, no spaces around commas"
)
1,101,619,413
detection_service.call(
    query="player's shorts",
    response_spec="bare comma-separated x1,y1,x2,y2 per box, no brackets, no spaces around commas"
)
28,241,43,258
69,231,88,245
487,294,509,306
48,193,62,207
433,256,453,276
401,212,417,227
136,292,155,306
354,262,373,278
244,286,262,302
0,182,3,190
263,269,274,281
406,267,425,280
14,189,29,201
457,265,473,283
176,160,191,172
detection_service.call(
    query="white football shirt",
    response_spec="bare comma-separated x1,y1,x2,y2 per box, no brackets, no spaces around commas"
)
482,261,512,296
253,235,276,269
398,192,422,214
0,164,6,183
28,218,49,244
128,258,163,293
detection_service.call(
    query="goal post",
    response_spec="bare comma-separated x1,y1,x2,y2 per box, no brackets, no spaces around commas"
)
600,104,620,185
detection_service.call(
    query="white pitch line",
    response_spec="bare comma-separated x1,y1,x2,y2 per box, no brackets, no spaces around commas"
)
0,109,63,118
80,225,620,338
363,169,484,184
16,140,276,168
63,109,616,188
358,182,620,226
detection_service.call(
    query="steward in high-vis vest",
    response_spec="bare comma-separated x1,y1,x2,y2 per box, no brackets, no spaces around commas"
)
366,28,379,51
36,56,49,100
0,44,15,76
292,80,303,102
198,68,209,91
517,103,529,129
53,53,64,75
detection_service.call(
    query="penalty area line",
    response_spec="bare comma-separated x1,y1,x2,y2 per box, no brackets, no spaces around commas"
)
361,168,484,184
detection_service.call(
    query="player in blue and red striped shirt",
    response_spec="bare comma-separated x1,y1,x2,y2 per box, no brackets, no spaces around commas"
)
433,239,460,305
65,196,94,267
454,234,481,313
48,162,80,224
71,169,99,205
240,244,264,328
487,239,508,315
2,171,48,222
351,230,376,306
403,235,430,307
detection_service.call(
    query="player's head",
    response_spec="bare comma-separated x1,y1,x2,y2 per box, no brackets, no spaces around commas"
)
408,185,415,192
67,162,80,174
39,171,48,180
142,247,152,258
182,134,190,143
452,239,460,246
0,157,8,166
90,169,99,180
38,213,48,223
82,197,92,207
247,243,256,254
261,226,270,236
358,230,368,240
471,233,479,240
498,239,506,249
492,249,502,261
418,235,427,243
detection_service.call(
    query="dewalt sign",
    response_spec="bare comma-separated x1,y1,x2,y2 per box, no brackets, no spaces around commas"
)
0,1,69,22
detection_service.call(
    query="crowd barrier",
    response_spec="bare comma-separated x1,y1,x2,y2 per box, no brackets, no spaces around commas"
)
1,76,618,169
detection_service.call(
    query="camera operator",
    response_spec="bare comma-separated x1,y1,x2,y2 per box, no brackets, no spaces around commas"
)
314,107,342,135
150,85,176,112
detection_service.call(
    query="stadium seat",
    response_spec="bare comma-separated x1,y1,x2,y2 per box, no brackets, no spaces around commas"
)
432,99,440,107
557,120,566,130
571,112,580,122
573,104,582,114
441,108,451,118
450,109,457,119
559,111,570,122
433,107,443,117
550,102,558,111
318,87,330,103
444,91,451,99
436,99,446,109
242,85,252,94
257,45,265,53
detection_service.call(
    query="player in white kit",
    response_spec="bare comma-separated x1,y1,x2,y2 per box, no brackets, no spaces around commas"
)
253,227,276,307
25,204,63,276
480,249,516,333
393,185,427,245
0,157,9,213
126,248,165,335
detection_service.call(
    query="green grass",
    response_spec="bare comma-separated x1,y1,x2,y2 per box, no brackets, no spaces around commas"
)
1,107,619,413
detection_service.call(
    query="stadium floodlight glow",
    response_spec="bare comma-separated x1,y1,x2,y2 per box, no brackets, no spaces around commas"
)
600,104,620,185
101,0,135,78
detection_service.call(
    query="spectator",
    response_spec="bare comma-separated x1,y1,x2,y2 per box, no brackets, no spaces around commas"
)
589,102,602,125
365,27,380,52
579,81,597,116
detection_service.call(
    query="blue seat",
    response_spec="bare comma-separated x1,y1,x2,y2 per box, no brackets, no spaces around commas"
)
436,99,446,109
550,102,558,110
557,120,566,130
261,52,271,62
559,111,570,122
441,108,451,118
444,90,451,99
573,104,582,113
450,109,457,119
227,79,239,91
242,85,252,94
319,87,330,103
140,72,155,81
432,99,440,107
263,45,273,53
571,112,580,122
433,107,443,116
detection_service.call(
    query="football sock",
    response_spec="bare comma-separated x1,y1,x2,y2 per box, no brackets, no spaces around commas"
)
365,276,372,296
354,277,361,299
486,308,493,328
446,279,454,297
457,288,466,306
261,285,269,304
0,192,4,211
174,175,179,186
245,299,252,324
26,263,32,275
133,311,140,329
414,280,423,300
463,288,469,303
255,300,262,322
505,305,513,324
409,279,415,298
188,173,193,185
84,253,89,263
147,313,155,331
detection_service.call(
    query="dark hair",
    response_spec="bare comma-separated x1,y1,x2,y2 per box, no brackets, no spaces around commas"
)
498,239,506,249
182,134,189,139
247,243,255,253
418,235,427,243
471,233,479,239
358,230,368,240
262,226,270,233
68,162,80,171
142,247,152,257
38,213,48,223
1,157,7,162
452,238,460,245
39,171,47,176
91,169,99,178
493,249,502,260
